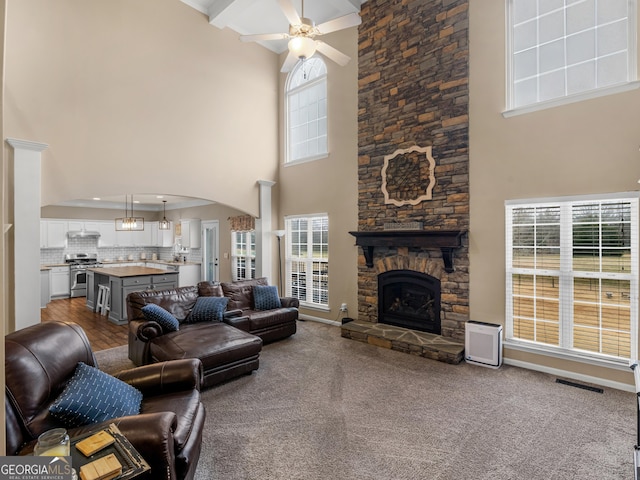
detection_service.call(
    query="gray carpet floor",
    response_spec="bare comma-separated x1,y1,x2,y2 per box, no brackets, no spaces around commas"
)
96,321,636,480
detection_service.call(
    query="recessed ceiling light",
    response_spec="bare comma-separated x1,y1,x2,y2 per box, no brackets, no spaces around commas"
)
133,200,140,204
156,195,164,199
92,197,101,201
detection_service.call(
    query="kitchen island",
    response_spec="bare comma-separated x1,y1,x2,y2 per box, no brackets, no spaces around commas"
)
87,266,179,325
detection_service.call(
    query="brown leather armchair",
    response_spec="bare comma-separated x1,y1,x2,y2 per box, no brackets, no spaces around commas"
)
5,321,205,480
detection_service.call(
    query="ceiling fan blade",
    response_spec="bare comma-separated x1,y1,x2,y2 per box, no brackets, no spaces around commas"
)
281,51,300,73
315,41,351,66
240,33,289,43
316,13,362,35
277,0,301,26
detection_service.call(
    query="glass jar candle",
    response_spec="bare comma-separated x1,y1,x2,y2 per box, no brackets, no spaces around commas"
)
34,428,70,456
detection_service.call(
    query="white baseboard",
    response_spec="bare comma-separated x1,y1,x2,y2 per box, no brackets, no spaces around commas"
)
299,313,341,327
504,358,634,393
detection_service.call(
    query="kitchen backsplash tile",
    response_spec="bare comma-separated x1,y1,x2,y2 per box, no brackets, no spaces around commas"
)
40,237,201,265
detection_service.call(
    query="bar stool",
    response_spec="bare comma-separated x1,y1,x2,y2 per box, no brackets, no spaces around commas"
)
96,285,110,316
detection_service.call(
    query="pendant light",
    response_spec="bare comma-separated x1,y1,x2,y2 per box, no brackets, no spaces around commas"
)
159,200,170,230
115,194,145,231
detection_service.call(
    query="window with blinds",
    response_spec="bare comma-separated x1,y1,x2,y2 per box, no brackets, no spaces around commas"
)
285,215,329,307
506,0,637,114
506,194,638,362
231,231,255,281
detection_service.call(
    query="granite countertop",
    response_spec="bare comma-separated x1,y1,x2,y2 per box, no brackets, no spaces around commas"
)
89,266,177,277
40,266,51,271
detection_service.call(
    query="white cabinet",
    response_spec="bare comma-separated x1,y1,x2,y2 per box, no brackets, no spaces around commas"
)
179,219,201,249
50,266,70,298
114,225,154,246
40,269,51,308
116,229,136,247
96,221,116,247
40,220,67,249
151,221,173,247
178,264,201,287
67,221,85,232
134,227,153,246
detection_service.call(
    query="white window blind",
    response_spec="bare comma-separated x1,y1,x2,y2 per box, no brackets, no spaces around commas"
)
285,215,329,307
506,194,638,362
507,0,637,112
285,57,328,164
231,231,255,281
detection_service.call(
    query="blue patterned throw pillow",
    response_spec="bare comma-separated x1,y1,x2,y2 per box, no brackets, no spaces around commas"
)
141,303,180,331
50,362,143,428
253,285,282,310
188,296,229,323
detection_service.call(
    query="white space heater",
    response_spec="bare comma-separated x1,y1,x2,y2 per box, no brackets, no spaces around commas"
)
465,320,503,369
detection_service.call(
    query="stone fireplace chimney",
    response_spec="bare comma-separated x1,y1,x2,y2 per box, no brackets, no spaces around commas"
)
342,0,470,363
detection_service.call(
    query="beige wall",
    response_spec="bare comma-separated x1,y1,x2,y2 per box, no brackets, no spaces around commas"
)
469,1,640,387
4,0,279,216
277,27,359,322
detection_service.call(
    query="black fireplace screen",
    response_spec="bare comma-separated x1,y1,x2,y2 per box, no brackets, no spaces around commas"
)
378,270,441,334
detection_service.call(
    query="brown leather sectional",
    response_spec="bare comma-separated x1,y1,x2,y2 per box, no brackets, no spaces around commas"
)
207,277,299,343
127,279,298,389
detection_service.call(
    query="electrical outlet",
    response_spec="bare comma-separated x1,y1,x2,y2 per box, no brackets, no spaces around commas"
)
340,303,348,312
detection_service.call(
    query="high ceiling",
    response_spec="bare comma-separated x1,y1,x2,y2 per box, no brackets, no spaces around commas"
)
58,1,367,211
180,0,367,53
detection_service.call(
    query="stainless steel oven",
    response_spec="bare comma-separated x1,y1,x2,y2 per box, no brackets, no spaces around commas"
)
65,253,100,298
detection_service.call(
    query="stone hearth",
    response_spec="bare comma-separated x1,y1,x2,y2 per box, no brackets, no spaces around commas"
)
341,321,464,364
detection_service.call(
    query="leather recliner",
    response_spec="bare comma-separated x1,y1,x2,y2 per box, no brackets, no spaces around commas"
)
5,321,205,480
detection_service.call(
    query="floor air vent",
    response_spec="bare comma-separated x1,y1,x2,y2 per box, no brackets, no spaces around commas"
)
555,378,603,393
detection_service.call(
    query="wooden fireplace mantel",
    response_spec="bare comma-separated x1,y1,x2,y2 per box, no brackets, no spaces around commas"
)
348,230,466,272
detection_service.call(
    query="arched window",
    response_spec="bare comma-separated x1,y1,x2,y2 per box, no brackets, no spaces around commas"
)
285,57,327,164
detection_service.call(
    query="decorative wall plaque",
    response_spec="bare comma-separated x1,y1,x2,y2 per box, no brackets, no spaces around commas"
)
381,145,436,206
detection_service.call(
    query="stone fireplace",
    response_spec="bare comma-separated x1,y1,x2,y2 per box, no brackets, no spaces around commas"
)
341,0,469,364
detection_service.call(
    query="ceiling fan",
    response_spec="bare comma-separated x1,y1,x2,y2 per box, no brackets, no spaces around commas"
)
239,0,362,72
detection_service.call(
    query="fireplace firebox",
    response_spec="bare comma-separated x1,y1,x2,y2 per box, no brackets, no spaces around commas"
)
378,270,441,334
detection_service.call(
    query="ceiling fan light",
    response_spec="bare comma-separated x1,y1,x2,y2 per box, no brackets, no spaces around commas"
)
288,36,316,59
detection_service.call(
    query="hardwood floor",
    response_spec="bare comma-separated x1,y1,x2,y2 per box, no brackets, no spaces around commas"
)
41,297,128,351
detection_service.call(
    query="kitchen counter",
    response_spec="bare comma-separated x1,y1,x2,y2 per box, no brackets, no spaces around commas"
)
88,266,168,277
87,267,179,325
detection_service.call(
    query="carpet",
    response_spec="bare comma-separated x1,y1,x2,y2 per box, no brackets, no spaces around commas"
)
95,321,636,480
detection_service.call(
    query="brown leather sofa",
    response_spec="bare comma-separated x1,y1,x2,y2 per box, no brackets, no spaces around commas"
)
5,321,205,480
127,285,263,388
199,277,299,344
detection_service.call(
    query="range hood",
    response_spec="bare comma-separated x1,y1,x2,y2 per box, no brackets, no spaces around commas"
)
67,230,101,239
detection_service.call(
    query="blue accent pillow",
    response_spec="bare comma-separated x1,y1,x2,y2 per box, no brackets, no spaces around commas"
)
254,285,282,310
187,296,229,323
141,303,180,331
50,362,143,427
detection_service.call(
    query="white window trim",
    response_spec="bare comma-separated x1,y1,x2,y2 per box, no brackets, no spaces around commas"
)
284,59,328,165
505,192,640,368
504,0,639,117
284,213,329,308
503,81,640,117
